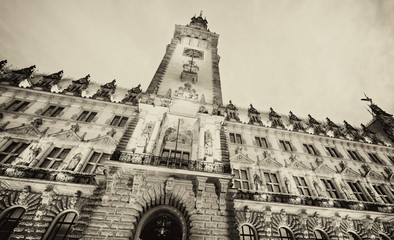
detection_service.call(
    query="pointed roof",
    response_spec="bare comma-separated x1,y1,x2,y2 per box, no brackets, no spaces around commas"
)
188,11,208,31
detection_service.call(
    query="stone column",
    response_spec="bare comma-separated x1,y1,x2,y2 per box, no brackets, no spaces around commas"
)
332,176,347,199
278,170,294,194
358,180,374,202
304,174,317,197
0,137,9,147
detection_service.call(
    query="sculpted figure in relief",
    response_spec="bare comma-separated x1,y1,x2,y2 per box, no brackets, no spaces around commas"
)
204,130,213,158
65,153,82,171
13,144,41,166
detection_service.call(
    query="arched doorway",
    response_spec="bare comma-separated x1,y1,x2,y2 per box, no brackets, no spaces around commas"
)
135,206,187,240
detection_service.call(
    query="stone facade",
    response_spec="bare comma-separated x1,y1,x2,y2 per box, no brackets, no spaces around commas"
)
0,14,393,240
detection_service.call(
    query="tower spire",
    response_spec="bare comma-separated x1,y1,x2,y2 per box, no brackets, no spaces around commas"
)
200,10,203,17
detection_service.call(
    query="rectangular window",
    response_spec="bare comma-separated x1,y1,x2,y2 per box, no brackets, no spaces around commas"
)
325,147,341,158
110,116,129,127
77,111,97,122
42,105,65,117
367,153,384,165
161,149,190,161
373,185,392,204
303,144,318,155
233,169,250,190
39,147,71,169
293,176,311,196
4,100,31,112
255,137,268,148
347,150,364,162
347,181,367,201
388,156,394,165
229,133,243,144
321,179,339,198
279,140,293,152
0,141,29,164
83,152,110,174
264,172,281,193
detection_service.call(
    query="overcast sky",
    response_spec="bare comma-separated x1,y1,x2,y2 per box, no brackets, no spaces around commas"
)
1,0,393,126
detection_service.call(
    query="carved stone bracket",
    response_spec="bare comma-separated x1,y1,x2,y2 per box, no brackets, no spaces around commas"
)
215,178,229,214
193,176,207,213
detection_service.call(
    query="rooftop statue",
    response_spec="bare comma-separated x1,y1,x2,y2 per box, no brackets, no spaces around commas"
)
102,79,116,89
269,107,284,128
130,84,142,94
0,60,7,70
289,111,304,131
226,100,237,110
361,123,383,145
12,65,36,76
43,70,63,80
248,104,259,114
289,111,301,122
73,74,91,84
344,120,363,141
308,114,324,134
326,117,344,138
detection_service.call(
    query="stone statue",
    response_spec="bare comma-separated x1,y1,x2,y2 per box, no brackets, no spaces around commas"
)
12,65,36,76
253,174,263,191
289,111,304,131
198,105,208,114
65,153,82,171
13,144,41,166
31,118,43,128
130,84,142,94
204,130,213,158
200,94,205,103
308,114,323,134
0,60,7,71
135,133,149,154
313,180,323,197
166,88,172,98
284,176,290,193
71,123,79,133
165,177,174,194
103,79,116,89
269,107,284,128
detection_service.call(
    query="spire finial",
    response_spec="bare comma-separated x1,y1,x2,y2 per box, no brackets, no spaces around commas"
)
200,10,203,17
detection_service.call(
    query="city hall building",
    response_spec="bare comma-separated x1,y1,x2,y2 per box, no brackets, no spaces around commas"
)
0,14,393,240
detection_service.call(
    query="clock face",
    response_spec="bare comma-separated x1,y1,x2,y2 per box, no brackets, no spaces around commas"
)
183,48,204,60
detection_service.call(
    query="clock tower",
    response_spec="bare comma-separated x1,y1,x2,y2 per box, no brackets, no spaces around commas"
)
147,12,223,114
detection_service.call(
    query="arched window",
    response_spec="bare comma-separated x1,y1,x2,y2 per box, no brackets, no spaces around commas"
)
314,230,328,240
348,232,361,240
45,211,78,240
279,227,293,240
239,224,256,240
0,207,25,239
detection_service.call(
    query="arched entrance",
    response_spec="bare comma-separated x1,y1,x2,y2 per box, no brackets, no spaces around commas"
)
135,205,187,240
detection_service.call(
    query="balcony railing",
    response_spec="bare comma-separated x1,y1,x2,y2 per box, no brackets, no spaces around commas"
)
236,191,394,213
115,152,231,174
0,164,96,185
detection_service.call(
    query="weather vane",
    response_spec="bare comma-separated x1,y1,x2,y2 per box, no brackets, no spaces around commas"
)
361,93,373,105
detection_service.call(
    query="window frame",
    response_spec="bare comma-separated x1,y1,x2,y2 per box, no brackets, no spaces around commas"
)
239,224,257,240
0,140,30,164
233,168,250,190
263,171,281,193
77,110,98,122
346,150,364,162
42,105,65,118
278,227,294,240
325,146,341,158
347,181,368,201
303,143,318,156
0,206,26,239
38,147,71,169
229,133,243,144
255,136,269,148
372,184,393,204
293,176,311,196
367,152,385,165
279,140,294,152
110,115,129,127
4,99,31,112
320,178,339,199
82,152,110,174
43,210,78,240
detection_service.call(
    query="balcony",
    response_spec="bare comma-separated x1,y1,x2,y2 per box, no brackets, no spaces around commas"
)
236,191,394,214
114,152,231,174
0,164,96,185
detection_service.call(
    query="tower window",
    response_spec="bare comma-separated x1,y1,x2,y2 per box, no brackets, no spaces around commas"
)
4,100,31,112
239,224,256,240
347,181,367,201
39,147,71,169
0,207,25,239
77,111,97,122
42,105,65,117
0,141,29,164
321,179,339,198
367,153,385,164
161,149,190,161
303,144,318,155
229,133,243,144
82,152,109,174
279,140,294,152
325,147,341,158
255,137,268,148
110,115,129,127
293,176,311,196
264,172,281,193
46,212,78,240
233,169,250,190
347,150,363,162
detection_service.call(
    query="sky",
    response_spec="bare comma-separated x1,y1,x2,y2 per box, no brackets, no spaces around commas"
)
0,0,393,126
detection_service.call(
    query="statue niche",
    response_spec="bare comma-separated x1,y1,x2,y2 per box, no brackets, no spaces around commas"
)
204,130,213,162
